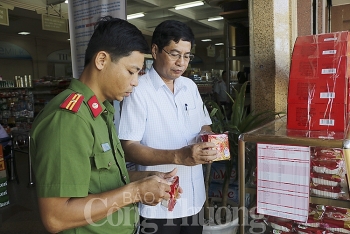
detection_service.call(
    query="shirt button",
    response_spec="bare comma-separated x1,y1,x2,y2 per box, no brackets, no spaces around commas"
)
123,175,127,180
108,162,112,167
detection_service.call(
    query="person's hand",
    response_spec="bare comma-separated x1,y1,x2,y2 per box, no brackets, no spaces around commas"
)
154,168,183,198
135,175,171,206
175,142,218,166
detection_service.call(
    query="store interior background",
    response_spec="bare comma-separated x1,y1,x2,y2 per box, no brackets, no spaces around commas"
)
0,0,251,83
0,0,350,114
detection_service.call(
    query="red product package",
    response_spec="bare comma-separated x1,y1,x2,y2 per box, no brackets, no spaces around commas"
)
201,133,230,161
161,176,179,211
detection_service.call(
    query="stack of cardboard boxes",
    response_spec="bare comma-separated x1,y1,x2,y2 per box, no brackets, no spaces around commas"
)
287,31,350,132
0,145,10,208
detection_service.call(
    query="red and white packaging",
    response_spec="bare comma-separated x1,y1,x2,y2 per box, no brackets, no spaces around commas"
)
310,184,344,199
161,176,179,211
201,133,230,161
287,102,348,131
287,77,349,105
313,147,344,159
267,217,294,232
311,158,344,176
311,172,342,187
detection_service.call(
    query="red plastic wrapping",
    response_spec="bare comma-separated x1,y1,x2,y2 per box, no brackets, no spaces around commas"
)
287,31,350,132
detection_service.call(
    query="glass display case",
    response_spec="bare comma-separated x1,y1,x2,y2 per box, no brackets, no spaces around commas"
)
238,115,350,233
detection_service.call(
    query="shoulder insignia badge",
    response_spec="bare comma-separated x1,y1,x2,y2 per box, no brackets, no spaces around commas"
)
60,93,84,113
87,95,103,118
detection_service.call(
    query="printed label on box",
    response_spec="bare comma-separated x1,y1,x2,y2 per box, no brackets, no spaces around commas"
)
287,77,348,104
287,103,348,131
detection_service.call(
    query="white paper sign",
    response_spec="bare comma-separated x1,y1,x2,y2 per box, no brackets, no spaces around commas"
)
257,143,310,222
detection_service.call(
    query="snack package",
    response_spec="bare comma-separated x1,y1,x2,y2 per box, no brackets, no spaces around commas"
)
161,176,179,211
201,133,230,161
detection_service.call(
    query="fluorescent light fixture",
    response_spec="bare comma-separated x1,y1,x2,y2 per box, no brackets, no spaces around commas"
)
18,32,30,35
208,16,223,21
175,1,204,10
201,39,212,42
65,0,68,3
215,43,224,46
127,12,145,20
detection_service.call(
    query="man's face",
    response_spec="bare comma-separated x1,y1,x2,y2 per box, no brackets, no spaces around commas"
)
152,39,192,81
101,51,144,101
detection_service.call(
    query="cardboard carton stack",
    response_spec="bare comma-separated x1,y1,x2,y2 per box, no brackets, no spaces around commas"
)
0,145,10,208
287,31,350,132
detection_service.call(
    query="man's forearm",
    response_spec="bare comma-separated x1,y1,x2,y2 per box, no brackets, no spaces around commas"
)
121,141,178,166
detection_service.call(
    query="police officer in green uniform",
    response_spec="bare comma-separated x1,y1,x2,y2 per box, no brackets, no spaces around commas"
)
30,16,178,234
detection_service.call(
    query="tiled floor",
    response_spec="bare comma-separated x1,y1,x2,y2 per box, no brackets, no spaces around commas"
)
0,149,49,234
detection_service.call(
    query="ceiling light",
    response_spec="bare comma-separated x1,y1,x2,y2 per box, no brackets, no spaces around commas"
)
18,32,30,35
175,1,204,10
127,12,145,20
65,0,68,3
208,16,223,21
201,39,212,42
215,43,224,46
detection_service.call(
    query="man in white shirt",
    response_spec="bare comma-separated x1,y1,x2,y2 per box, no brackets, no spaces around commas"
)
119,20,218,234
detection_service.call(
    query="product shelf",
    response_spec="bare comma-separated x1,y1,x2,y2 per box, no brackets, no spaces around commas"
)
238,115,349,233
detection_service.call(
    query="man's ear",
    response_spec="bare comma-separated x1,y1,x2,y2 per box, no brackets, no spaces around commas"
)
151,44,157,59
95,51,108,70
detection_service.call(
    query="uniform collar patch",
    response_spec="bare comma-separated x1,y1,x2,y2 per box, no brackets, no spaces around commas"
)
60,93,84,113
88,95,103,118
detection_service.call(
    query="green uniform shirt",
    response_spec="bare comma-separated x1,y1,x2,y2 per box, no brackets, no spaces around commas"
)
30,79,138,234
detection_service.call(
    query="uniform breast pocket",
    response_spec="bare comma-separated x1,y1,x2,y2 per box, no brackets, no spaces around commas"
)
90,151,122,193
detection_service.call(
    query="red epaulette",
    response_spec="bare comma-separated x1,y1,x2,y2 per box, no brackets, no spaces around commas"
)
60,93,84,113
87,95,103,118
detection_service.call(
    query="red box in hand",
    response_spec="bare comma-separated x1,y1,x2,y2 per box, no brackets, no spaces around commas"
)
201,133,230,161
161,176,179,211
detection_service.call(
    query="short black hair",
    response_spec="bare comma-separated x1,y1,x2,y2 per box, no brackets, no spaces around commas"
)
84,16,150,66
151,20,195,50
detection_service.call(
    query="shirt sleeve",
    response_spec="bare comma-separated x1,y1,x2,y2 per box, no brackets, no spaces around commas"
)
118,87,147,141
31,111,93,197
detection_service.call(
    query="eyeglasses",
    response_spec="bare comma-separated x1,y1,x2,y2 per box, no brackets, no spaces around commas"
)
162,49,194,62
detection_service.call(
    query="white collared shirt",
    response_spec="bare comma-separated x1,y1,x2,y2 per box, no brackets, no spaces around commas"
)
119,67,212,219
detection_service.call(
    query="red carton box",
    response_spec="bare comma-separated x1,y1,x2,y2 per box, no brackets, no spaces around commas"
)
294,35,317,46
201,133,230,161
287,77,349,104
317,31,350,43
318,41,350,57
289,56,350,79
161,176,179,211
287,103,348,131
292,41,350,58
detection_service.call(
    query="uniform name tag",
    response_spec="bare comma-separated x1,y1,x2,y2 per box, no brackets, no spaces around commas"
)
101,143,111,152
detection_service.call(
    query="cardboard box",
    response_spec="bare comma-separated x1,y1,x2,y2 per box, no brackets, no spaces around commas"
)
287,103,348,131
289,56,350,79
292,41,350,58
201,133,230,161
317,31,350,43
294,35,317,46
287,77,349,104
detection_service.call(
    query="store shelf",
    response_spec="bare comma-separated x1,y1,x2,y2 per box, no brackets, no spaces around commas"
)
0,88,34,131
32,79,71,117
237,116,349,233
